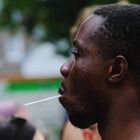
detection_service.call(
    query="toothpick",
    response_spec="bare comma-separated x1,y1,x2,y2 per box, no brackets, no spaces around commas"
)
24,95,61,106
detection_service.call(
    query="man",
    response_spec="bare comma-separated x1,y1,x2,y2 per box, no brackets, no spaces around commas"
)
58,3,140,140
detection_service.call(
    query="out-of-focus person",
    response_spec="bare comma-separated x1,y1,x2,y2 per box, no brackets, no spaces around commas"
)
0,101,47,140
0,116,45,140
0,101,28,119
61,120,101,140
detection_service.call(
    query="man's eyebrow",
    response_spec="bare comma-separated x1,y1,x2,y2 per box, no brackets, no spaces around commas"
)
73,40,80,48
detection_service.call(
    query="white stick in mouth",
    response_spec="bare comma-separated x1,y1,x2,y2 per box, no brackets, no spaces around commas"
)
25,95,61,106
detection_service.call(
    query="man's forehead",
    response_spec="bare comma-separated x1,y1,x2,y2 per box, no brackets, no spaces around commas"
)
73,14,105,41
81,14,105,32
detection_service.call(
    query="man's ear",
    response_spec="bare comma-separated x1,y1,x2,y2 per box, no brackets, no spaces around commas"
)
107,55,128,83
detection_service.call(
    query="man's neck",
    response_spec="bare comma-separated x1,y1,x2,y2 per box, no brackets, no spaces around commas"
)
98,86,140,140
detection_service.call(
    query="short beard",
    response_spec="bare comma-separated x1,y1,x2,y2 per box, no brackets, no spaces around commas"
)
68,111,97,129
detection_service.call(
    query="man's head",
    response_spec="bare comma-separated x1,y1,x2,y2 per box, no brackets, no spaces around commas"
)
59,4,140,128
93,4,140,79
0,117,46,140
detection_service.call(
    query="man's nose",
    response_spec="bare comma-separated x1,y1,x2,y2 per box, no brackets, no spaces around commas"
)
60,58,74,78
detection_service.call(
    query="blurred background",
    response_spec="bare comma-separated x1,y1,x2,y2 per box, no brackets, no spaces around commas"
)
0,0,139,140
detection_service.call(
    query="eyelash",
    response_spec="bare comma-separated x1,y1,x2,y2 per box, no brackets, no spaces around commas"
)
71,48,79,58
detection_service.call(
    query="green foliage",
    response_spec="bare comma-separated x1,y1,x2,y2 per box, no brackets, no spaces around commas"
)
129,0,140,4
44,0,89,40
1,0,133,41
0,0,36,32
89,0,118,4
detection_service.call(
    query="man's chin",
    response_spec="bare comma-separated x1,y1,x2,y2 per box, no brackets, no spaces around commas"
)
68,113,96,129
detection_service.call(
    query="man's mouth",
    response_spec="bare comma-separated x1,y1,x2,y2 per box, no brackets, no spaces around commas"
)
58,86,65,96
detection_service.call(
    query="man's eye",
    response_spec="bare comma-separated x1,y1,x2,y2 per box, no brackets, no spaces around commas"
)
71,48,79,58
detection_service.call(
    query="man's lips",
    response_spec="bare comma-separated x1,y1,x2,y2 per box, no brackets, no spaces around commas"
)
58,86,65,95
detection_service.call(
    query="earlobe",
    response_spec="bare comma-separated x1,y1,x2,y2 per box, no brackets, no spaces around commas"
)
107,55,128,83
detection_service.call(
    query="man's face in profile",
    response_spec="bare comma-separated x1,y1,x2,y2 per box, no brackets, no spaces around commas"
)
59,15,111,128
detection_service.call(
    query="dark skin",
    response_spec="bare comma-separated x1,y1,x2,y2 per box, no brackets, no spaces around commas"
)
59,14,140,140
